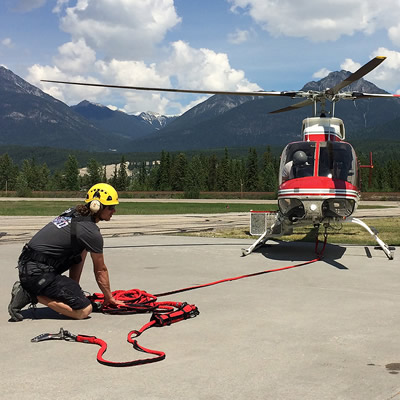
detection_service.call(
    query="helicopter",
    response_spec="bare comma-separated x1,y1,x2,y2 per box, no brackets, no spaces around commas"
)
42,56,396,259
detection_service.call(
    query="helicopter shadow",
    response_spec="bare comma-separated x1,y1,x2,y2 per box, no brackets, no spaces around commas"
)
255,228,348,270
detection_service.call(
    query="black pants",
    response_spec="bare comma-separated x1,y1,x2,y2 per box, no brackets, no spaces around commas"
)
19,261,90,310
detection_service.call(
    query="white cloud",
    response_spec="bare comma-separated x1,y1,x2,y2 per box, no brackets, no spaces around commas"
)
1,38,14,48
161,40,261,92
59,0,181,59
312,68,331,79
228,29,250,44
30,38,261,115
340,59,361,72
54,39,96,74
366,48,400,91
228,0,400,43
93,58,173,114
95,59,171,88
388,23,400,47
53,0,70,14
26,63,107,104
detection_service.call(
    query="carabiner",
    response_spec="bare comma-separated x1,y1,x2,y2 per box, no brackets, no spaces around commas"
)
31,327,77,343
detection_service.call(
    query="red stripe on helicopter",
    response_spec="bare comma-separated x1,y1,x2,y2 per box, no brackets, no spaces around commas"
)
280,177,359,190
278,191,359,199
304,133,342,142
278,187,359,198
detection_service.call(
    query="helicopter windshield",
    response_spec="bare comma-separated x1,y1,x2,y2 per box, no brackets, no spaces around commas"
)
318,142,357,184
280,142,315,183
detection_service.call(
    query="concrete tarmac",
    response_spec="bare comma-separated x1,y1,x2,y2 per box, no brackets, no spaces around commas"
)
1,234,400,400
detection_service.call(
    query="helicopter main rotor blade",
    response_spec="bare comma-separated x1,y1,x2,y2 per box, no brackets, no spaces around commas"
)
349,92,400,99
269,99,314,114
326,56,386,95
41,79,295,97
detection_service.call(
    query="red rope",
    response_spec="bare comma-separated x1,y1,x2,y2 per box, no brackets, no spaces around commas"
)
155,233,328,297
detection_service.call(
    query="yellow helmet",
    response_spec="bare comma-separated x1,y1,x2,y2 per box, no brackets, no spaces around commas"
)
85,183,119,207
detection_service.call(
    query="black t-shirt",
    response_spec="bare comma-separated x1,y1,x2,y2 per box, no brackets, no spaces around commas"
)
28,208,103,260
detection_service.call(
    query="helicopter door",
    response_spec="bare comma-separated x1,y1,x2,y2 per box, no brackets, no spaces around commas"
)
279,142,316,184
318,142,357,185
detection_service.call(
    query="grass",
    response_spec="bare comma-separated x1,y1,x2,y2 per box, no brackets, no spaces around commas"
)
0,201,278,216
189,218,400,246
0,200,393,216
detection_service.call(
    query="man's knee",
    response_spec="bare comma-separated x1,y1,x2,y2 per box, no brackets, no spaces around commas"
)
74,304,92,319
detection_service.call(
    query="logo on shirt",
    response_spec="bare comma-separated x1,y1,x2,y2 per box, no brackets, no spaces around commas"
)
52,216,72,229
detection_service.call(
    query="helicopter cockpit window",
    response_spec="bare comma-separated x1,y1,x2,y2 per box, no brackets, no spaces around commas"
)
280,143,315,183
318,142,357,184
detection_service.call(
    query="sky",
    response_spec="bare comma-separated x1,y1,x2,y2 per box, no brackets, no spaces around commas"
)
2,0,400,116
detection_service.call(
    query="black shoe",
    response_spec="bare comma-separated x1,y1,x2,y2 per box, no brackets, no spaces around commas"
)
8,281,32,322
90,301,103,313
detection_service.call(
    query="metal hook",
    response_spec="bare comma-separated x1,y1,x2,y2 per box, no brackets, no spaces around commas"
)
31,327,77,343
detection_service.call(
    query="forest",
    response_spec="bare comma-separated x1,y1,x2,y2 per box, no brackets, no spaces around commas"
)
0,147,399,197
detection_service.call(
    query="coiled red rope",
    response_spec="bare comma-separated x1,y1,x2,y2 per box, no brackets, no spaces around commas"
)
84,290,199,366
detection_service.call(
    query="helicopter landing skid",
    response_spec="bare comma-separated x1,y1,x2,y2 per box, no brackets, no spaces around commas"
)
241,220,283,256
345,217,394,260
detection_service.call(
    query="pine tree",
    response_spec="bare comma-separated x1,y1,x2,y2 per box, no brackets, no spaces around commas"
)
184,155,205,198
245,148,259,191
171,153,187,191
137,161,147,189
110,164,118,188
63,155,80,191
117,156,129,191
206,154,218,191
86,158,102,187
216,148,230,191
15,172,31,197
230,158,246,192
102,165,107,183
386,160,400,191
261,148,278,192
20,159,37,190
37,163,50,190
156,151,171,190
0,153,18,191
49,169,64,191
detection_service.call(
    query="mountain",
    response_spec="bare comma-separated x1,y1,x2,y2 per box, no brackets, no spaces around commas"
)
1,66,400,154
125,71,400,152
71,101,176,140
0,67,132,152
137,111,177,130
301,71,400,133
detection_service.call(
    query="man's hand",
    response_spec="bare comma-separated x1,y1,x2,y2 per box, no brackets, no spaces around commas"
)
103,296,124,307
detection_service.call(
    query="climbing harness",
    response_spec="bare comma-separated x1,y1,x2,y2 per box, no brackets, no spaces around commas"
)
31,229,328,367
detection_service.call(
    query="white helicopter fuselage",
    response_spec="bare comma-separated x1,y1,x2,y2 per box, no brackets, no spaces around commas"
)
277,117,360,226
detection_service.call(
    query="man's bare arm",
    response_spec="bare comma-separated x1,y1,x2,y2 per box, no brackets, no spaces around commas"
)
90,252,121,306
